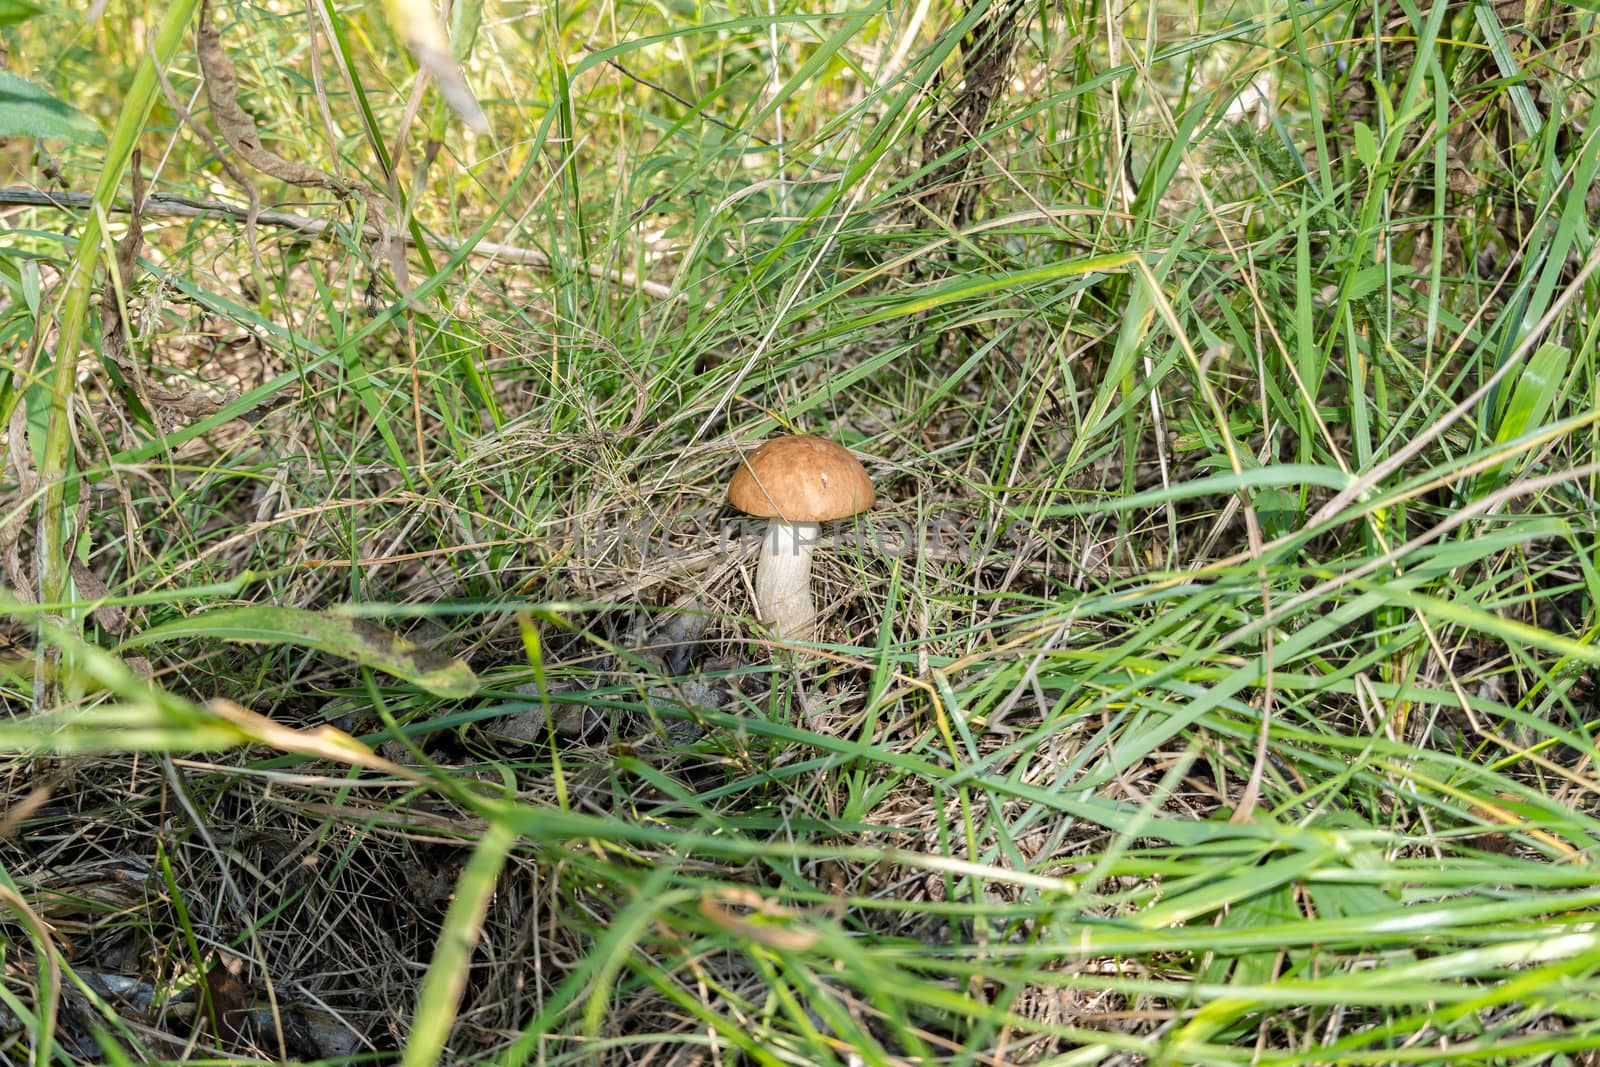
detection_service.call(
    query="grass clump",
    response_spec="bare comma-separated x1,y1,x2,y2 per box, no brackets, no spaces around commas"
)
2,0,1598,1063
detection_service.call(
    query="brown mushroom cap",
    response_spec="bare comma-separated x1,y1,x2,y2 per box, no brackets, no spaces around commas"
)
727,435,875,522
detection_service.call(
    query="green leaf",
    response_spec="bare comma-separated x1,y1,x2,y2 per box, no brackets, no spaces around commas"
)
1473,342,1571,497
1134,846,1333,929
1203,883,1299,986
120,607,479,698
0,70,104,144
0,0,43,28
1253,486,1298,539
1348,262,1409,302
1353,120,1378,168
1493,343,1569,447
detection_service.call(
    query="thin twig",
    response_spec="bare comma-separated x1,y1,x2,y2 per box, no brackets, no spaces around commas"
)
0,187,680,301
583,48,773,147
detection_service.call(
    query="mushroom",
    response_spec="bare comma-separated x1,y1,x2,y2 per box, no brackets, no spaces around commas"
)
727,435,875,641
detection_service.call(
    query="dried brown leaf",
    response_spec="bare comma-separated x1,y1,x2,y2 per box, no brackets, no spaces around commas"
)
196,0,374,200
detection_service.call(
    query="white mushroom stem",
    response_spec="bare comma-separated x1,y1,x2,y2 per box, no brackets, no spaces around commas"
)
753,519,822,640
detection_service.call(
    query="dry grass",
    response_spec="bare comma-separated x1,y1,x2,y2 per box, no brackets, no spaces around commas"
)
3,0,1600,1063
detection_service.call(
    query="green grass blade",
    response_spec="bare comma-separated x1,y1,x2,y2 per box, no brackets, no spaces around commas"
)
402,818,518,1067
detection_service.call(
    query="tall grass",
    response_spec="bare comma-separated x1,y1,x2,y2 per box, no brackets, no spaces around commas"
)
1,0,1598,1063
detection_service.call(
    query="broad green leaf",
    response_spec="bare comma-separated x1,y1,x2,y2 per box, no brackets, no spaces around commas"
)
1348,262,1412,302
1134,846,1333,929
1253,486,1298,539
0,70,104,144
1496,343,1570,445
120,607,479,697
1202,883,1299,986
1473,342,1570,497
0,0,43,28
446,0,482,64
1352,120,1377,167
